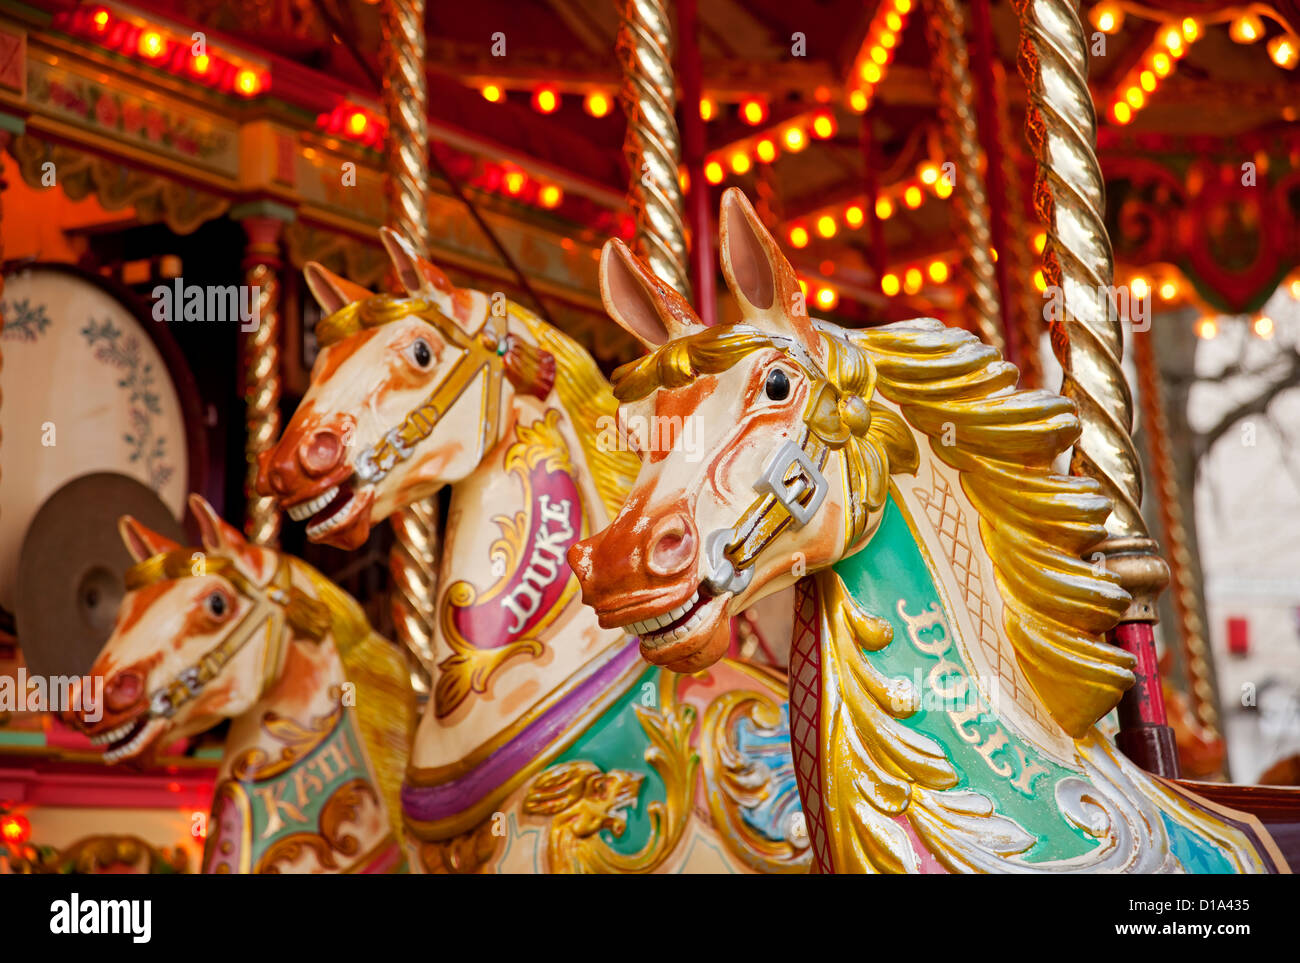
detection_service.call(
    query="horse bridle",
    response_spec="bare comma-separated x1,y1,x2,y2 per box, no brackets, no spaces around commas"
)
703,332,838,596
352,310,510,486
125,552,297,720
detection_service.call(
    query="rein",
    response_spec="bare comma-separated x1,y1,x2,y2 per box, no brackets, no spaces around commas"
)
698,330,840,596
124,551,328,720
348,310,510,486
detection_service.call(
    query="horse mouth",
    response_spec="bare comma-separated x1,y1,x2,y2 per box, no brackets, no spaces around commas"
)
286,479,372,545
616,583,731,670
89,715,166,763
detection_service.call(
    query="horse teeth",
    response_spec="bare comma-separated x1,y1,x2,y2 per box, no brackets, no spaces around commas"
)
289,485,339,521
91,721,134,746
625,591,700,638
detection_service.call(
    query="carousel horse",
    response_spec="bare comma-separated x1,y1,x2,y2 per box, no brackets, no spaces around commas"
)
65,495,414,873
255,229,807,873
569,187,1293,874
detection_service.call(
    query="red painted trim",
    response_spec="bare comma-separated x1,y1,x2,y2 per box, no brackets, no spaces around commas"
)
0,756,215,811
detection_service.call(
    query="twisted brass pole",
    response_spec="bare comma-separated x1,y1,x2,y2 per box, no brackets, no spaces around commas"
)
1012,0,1176,775
616,0,691,298
241,217,283,548
383,0,439,693
923,0,1004,355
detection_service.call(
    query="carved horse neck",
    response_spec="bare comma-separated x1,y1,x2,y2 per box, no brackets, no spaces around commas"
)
204,563,398,874
411,311,627,765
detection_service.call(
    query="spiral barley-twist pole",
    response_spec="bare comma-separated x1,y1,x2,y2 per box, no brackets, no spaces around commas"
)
241,222,283,548
382,0,440,693
616,0,691,299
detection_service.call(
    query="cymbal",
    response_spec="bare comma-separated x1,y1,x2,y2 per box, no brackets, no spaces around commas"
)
15,472,184,680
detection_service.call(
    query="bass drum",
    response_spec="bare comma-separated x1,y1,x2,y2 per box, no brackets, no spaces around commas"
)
0,263,206,624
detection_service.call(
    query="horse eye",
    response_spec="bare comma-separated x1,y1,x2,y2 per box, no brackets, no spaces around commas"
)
206,592,228,618
765,368,791,401
412,338,432,368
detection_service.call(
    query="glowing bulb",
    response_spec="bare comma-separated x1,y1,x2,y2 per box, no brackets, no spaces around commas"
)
139,31,165,58
1254,315,1275,339
700,98,716,121
756,139,777,163
815,286,839,310
894,0,912,13
1126,86,1145,109
849,89,869,112
1033,231,1047,254
539,184,563,208
817,215,837,238
870,46,889,66
584,92,611,117
1269,36,1297,68
1112,102,1132,124
844,205,865,228
504,170,526,195
741,99,767,125
705,160,724,184
903,267,923,294
812,112,836,139
1163,28,1184,53
0,813,30,846
904,185,923,208
1152,52,1172,76
1140,70,1156,92
885,11,902,31
1230,14,1262,44
1034,269,1047,292
934,178,953,199
1181,18,1200,42
533,88,559,113
730,152,751,175
879,31,897,49
1291,279,1300,298
928,260,949,283
790,226,810,248
920,164,939,185
875,197,894,219
1196,317,1218,339
861,62,883,85
234,70,260,96
783,127,807,152
348,112,368,135
192,54,211,75
1090,3,1123,34
92,8,110,30
1131,277,1150,299
482,84,503,103
1159,281,1177,300
881,273,901,296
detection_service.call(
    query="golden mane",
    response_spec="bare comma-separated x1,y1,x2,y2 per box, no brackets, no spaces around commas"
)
296,561,415,845
844,318,1134,736
509,303,640,520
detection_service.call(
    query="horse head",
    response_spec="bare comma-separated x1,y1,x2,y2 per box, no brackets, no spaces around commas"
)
66,494,327,762
256,229,554,548
569,189,917,673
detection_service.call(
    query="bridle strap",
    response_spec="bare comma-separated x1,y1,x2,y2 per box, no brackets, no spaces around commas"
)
147,560,294,719
354,311,509,486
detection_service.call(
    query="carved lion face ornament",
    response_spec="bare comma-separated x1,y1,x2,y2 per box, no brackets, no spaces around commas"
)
569,190,900,673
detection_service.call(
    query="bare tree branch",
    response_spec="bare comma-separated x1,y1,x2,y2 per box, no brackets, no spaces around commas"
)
1195,349,1300,458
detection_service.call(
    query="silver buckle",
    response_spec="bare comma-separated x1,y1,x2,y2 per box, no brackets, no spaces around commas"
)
704,528,754,596
756,441,828,527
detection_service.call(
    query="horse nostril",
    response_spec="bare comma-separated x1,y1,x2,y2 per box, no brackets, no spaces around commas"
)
299,428,344,476
647,514,696,577
105,671,143,713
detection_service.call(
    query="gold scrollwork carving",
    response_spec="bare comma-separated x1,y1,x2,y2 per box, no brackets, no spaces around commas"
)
700,691,812,874
229,699,344,782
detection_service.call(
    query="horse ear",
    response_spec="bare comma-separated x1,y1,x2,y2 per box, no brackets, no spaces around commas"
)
599,239,704,351
718,188,813,342
118,516,180,563
379,227,456,299
187,494,245,556
304,262,373,316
